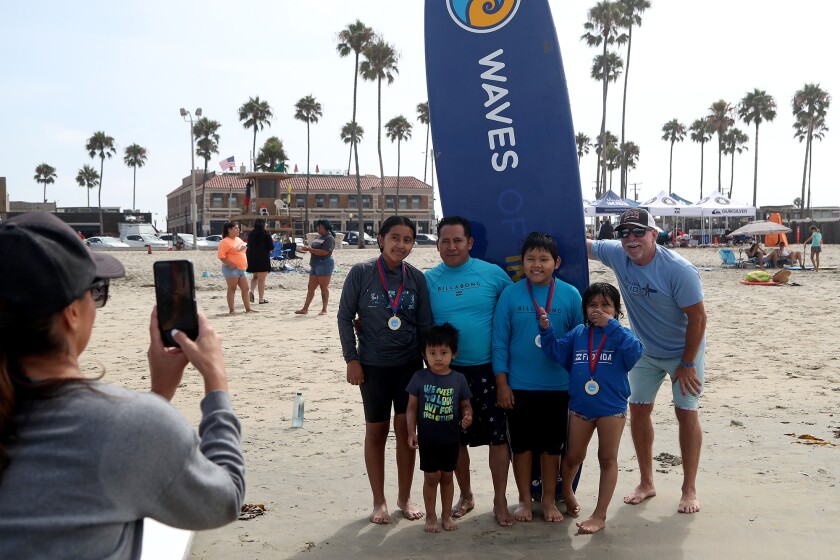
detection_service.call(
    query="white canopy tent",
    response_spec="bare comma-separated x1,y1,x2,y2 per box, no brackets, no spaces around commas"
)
690,191,757,244
639,191,703,244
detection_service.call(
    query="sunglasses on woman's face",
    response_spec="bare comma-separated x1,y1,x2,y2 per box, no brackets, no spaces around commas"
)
89,279,110,308
618,227,649,239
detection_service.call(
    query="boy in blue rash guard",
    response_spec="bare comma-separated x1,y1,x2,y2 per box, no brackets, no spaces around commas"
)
492,232,583,523
539,282,643,534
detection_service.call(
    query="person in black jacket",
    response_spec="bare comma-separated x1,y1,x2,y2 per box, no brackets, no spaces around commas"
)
246,219,274,304
597,217,614,240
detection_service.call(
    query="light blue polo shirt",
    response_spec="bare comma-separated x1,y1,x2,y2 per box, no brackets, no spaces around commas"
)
591,241,704,358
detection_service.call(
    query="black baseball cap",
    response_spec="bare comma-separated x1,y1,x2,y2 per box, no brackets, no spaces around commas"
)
0,212,125,326
616,208,657,231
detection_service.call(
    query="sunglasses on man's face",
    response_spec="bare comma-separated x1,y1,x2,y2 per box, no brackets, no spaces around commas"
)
89,279,110,308
618,227,649,239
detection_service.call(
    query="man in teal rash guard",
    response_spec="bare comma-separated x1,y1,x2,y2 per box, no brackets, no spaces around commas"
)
425,216,514,526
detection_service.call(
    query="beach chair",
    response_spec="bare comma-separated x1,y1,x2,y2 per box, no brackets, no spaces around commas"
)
271,242,302,271
719,249,739,268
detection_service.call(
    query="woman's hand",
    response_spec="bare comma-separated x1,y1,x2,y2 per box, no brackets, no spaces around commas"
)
148,307,189,401
346,360,364,385
171,311,229,395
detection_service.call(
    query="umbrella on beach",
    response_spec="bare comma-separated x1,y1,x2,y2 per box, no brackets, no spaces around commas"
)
727,221,792,237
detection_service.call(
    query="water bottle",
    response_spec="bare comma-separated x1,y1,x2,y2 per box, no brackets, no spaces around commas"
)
291,392,305,428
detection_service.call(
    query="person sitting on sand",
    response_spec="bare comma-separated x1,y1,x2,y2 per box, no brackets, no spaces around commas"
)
777,241,802,268
406,324,473,533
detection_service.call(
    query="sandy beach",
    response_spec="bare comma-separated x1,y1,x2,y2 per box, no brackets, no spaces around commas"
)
83,244,840,560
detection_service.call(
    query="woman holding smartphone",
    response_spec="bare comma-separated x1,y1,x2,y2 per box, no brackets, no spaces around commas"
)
0,212,245,558
218,221,253,314
337,216,432,525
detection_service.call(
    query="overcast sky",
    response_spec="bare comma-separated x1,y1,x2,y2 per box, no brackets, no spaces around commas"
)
2,1,836,227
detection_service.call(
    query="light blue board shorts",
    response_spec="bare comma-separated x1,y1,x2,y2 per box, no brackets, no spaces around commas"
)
222,266,247,278
629,351,705,410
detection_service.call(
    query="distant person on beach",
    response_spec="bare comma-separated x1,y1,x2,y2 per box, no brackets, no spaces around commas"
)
246,218,274,305
492,232,583,523
218,221,253,314
588,208,706,514
0,212,244,558
424,216,514,526
597,217,614,240
803,225,822,272
776,241,802,268
337,216,432,525
747,242,767,269
538,282,643,534
296,219,336,315
406,323,473,533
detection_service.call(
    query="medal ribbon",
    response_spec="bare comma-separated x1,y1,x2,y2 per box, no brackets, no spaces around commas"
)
377,256,406,315
588,326,608,376
526,277,555,321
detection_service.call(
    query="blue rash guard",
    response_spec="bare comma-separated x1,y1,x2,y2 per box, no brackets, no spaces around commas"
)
492,278,583,390
425,257,513,366
539,318,643,418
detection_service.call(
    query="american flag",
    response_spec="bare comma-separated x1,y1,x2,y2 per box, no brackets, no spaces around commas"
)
219,156,235,171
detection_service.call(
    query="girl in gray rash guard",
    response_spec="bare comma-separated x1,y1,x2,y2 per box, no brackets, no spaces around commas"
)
337,216,432,525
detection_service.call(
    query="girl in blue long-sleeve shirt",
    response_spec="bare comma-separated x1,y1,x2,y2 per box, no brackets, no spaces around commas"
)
538,282,642,535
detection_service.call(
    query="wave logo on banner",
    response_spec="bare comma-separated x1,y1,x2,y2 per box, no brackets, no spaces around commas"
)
447,0,520,33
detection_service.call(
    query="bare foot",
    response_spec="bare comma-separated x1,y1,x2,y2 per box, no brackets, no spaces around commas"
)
424,516,440,533
369,503,390,525
564,495,581,517
442,516,459,531
295,309,308,315
398,500,424,521
514,501,532,522
541,499,564,522
678,491,700,514
576,515,606,534
245,308,256,313
318,310,328,315
451,495,475,518
624,483,656,505
494,501,514,527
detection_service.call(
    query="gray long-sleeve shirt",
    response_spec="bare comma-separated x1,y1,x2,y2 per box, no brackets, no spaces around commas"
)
0,384,245,559
338,257,432,366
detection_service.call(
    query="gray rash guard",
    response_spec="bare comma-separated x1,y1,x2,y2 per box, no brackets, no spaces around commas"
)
0,384,245,560
338,257,432,366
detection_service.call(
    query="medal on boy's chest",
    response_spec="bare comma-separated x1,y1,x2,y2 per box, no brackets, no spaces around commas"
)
378,257,406,331
527,278,555,348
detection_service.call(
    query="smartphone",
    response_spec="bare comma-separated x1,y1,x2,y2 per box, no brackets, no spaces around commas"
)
153,260,199,347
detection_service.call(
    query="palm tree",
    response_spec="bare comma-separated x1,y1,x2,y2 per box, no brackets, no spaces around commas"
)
254,136,288,171
385,115,413,215
294,95,324,233
340,121,366,248
193,118,221,234
617,0,651,198
85,131,116,234
689,118,713,199
360,38,399,225
737,89,776,207
794,113,828,214
620,141,640,192
337,20,375,175
33,163,57,203
416,101,430,182
605,144,621,190
575,132,592,164
594,130,618,195
75,164,99,207
792,83,831,217
581,1,627,196
706,100,734,193
722,128,749,198
123,144,147,211
661,119,686,195
238,96,273,171
589,51,623,195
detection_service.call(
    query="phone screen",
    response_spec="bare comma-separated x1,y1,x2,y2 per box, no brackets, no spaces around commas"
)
153,260,199,347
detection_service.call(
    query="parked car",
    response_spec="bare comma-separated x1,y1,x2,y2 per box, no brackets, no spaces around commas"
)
200,234,222,247
86,236,129,248
159,233,208,248
339,231,377,246
122,233,168,248
414,233,438,246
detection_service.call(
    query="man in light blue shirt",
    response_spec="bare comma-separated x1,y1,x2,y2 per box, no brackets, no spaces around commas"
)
426,216,514,526
588,208,707,515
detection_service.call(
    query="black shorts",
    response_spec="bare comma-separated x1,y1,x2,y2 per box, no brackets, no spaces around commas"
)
812,246,821,254
419,440,460,473
456,363,508,447
506,390,569,456
359,358,422,423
